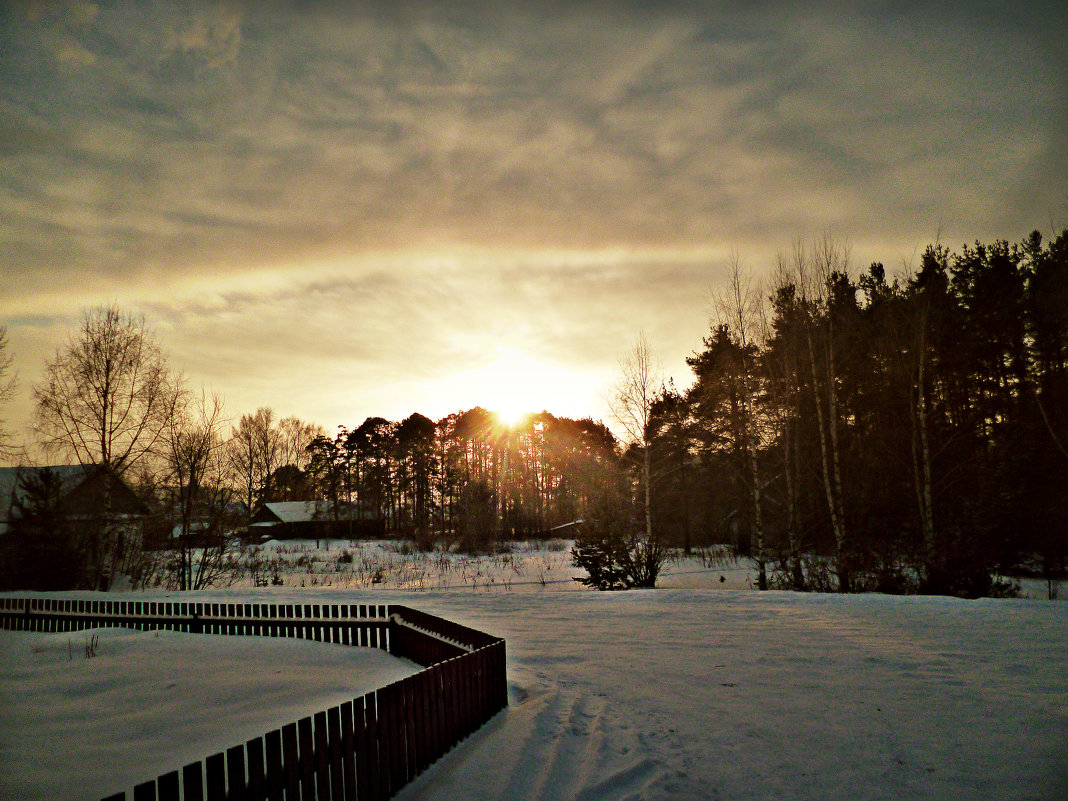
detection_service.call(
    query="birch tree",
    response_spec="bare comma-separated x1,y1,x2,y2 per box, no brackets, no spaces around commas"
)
33,306,180,588
713,254,770,590
788,238,853,591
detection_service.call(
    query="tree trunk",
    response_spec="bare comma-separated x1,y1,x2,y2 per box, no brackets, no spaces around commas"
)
806,321,849,591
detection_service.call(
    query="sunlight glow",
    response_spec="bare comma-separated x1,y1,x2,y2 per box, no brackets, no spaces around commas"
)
439,347,599,425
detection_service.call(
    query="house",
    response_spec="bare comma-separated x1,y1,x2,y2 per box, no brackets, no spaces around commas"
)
247,500,385,541
0,464,149,590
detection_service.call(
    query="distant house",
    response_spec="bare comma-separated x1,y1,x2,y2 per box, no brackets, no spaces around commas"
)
248,500,385,541
0,465,148,534
0,464,150,589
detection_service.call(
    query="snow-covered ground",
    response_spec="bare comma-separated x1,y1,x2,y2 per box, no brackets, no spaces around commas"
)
0,628,418,800
139,538,1062,598
2,542,1066,801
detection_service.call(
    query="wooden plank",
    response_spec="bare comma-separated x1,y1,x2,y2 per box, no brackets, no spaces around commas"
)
404,675,421,777
264,729,284,801
205,752,226,801
227,744,246,801
340,701,357,801
157,770,180,801
298,716,315,800
133,780,156,801
328,705,345,801
182,762,204,801
386,683,405,793
282,722,300,800
361,693,379,801
314,710,331,801
246,737,265,801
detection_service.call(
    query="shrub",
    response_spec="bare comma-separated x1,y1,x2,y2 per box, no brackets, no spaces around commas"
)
570,496,666,590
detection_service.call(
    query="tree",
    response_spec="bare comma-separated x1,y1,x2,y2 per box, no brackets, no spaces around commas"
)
228,407,282,516
713,255,770,589
34,306,177,474
783,238,855,591
1,469,83,590
164,389,235,590
571,481,666,590
608,332,661,545
33,306,179,589
599,332,669,587
0,326,19,461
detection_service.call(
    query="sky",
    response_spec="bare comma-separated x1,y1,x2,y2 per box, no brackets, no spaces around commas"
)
2,0,1066,458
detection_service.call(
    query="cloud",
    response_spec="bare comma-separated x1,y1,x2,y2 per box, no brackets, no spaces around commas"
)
2,0,1067,451
5,0,1065,299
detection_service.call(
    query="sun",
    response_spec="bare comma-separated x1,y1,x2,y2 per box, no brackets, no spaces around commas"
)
442,346,594,425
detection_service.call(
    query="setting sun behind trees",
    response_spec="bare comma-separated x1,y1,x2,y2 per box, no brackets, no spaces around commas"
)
439,347,598,428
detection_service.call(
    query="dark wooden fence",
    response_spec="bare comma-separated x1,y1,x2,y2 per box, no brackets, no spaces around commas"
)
0,596,507,801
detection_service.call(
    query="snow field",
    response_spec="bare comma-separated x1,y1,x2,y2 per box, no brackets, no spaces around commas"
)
0,627,418,801
2,540,1065,801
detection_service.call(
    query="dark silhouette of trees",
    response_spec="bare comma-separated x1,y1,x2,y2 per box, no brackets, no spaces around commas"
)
0,326,18,461
669,227,1068,597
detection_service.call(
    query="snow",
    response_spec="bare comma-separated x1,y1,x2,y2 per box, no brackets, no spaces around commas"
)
0,628,418,801
2,542,1066,801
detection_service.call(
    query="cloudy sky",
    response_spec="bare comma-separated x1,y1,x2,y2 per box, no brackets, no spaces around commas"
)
2,0,1066,454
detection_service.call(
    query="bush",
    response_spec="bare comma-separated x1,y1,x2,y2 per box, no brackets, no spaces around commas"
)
570,497,666,590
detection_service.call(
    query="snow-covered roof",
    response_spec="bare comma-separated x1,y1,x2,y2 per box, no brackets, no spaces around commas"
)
259,501,341,524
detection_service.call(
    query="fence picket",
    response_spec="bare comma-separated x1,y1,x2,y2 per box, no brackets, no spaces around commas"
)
226,744,246,801
246,737,266,801
353,696,370,801
314,710,331,800
157,770,180,801
281,722,300,799
205,752,226,801
328,705,345,801
298,716,315,799
264,729,283,801
182,762,204,801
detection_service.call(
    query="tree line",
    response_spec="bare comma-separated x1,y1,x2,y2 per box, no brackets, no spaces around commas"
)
640,229,1067,596
0,308,627,589
1,225,1064,596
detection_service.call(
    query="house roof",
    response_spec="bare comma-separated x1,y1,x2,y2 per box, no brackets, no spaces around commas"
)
257,501,333,524
253,500,367,525
0,465,94,524
0,464,148,535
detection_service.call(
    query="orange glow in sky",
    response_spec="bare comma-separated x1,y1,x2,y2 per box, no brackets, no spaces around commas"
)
435,347,603,426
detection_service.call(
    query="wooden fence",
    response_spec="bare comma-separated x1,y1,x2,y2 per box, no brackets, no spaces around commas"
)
0,597,507,801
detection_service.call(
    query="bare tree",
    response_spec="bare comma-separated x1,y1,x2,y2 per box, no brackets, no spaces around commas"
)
782,238,853,591
33,306,180,588
601,331,669,587
0,326,19,461
278,415,325,471
608,331,661,543
165,389,235,590
228,407,282,516
713,253,770,590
